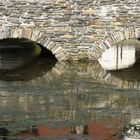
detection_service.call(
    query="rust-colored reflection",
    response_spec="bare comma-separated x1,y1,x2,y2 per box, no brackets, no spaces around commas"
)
37,125,69,136
19,129,37,138
87,120,122,140
18,120,123,140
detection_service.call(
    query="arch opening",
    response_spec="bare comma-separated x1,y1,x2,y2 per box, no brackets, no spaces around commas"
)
0,38,40,70
98,39,140,70
0,38,58,81
0,38,57,69
36,42,57,61
0,38,57,59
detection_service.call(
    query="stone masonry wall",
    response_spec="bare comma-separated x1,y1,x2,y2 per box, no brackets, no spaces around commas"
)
0,0,140,60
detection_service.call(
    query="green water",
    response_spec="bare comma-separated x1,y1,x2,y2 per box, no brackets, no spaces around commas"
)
0,59,140,140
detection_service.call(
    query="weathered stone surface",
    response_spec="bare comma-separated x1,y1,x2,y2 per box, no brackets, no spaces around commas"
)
0,0,139,61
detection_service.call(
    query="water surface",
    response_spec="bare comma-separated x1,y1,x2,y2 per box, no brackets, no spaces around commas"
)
0,58,140,140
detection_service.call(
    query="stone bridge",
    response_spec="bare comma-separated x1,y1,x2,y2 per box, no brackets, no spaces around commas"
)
0,0,140,61
88,27,140,60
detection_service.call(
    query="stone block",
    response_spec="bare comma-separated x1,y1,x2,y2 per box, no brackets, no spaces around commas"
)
82,8,96,15
47,41,56,51
43,38,51,48
30,30,40,42
21,28,33,39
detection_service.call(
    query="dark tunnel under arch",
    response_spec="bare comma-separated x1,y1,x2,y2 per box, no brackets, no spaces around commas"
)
0,38,58,60
36,42,58,61
0,38,58,81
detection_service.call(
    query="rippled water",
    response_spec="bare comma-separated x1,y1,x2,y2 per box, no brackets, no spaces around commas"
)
0,56,140,140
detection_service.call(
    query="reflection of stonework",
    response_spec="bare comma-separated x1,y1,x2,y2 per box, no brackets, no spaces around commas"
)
0,62,140,132
88,61,140,90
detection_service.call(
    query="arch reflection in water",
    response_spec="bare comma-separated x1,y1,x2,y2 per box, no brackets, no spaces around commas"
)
98,39,140,70
0,61,140,140
0,57,57,81
88,60,140,90
0,38,57,81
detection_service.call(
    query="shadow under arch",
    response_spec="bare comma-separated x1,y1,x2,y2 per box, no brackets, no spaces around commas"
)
0,38,57,81
36,42,57,60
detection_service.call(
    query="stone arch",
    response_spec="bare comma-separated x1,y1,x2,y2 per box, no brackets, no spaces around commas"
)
0,27,68,61
88,27,140,60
